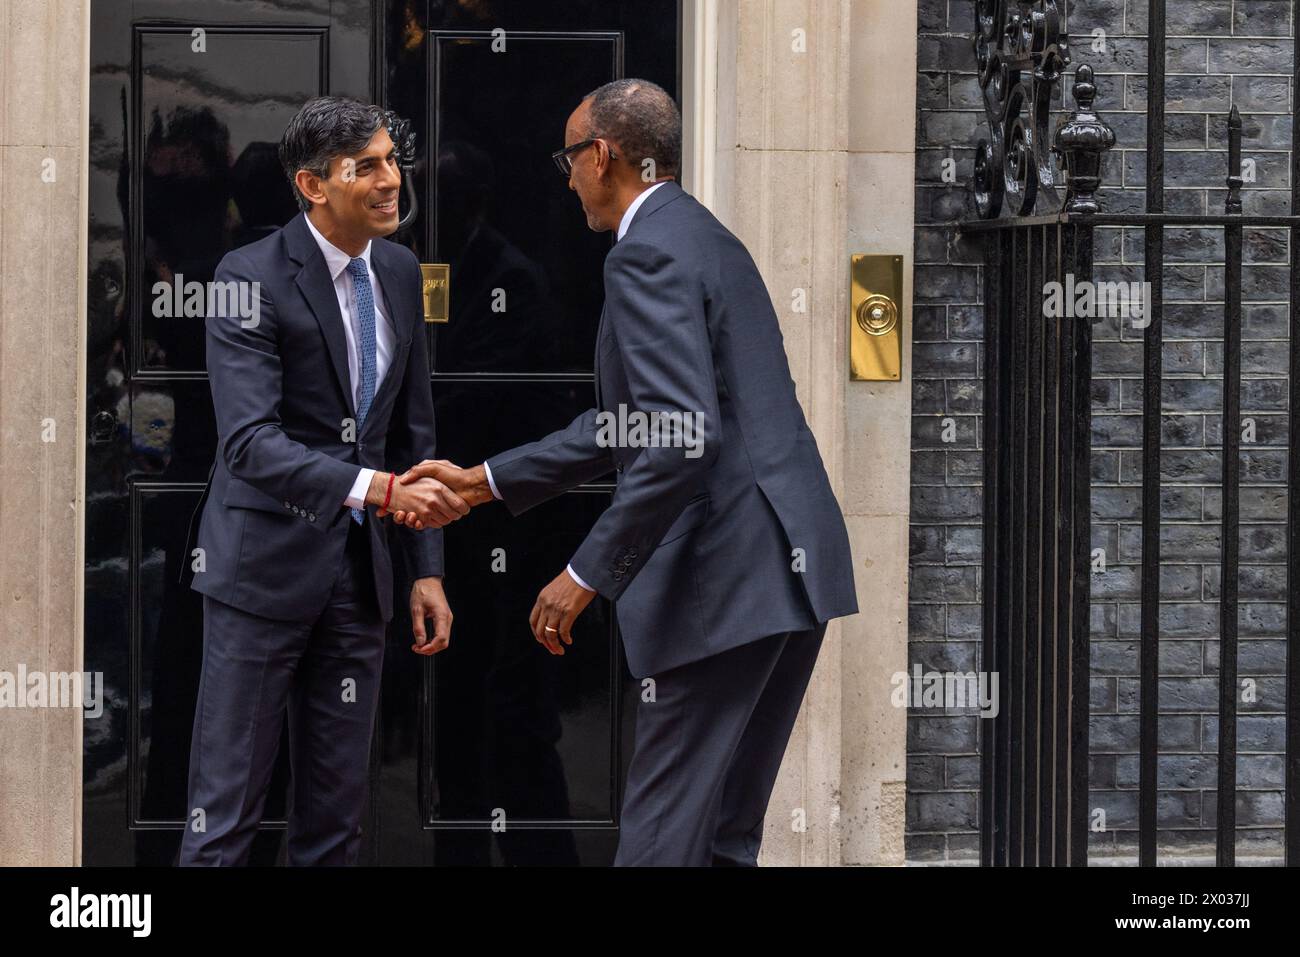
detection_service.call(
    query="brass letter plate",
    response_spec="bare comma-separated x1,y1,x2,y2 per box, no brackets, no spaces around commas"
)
850,254,903,381
421,263,450,323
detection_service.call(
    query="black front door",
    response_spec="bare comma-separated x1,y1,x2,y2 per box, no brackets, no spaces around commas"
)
84,0,680,866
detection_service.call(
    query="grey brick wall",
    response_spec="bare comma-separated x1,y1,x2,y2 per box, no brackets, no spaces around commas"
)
910,0,1294,863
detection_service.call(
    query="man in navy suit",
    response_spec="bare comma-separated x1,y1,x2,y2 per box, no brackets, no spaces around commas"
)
179,98,467,865
396,79,859,865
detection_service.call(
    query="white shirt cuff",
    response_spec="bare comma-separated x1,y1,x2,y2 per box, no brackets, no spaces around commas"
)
482,461,503,500
566,563,596,592
345,467,375,509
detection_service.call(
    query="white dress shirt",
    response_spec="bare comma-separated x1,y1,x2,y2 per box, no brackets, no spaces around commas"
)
483,182,671,592
303,214,398,509
617,180,667,240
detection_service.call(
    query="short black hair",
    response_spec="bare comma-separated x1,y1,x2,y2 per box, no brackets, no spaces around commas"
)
278,96,387,211
584,78,681,179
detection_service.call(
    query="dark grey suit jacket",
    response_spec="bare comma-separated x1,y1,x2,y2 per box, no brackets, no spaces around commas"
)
185,212,442,623
487,182,857,677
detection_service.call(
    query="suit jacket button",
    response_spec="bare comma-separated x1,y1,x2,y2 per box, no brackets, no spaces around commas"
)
284,501,292,509
628,547,638,558
308,512,316,522
293,506,301,515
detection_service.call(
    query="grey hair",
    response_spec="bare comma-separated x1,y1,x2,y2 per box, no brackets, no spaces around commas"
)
278,96,387,212
584,78,681,179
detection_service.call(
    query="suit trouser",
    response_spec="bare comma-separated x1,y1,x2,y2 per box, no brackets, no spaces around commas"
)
613,622,827,866
179,519,385,866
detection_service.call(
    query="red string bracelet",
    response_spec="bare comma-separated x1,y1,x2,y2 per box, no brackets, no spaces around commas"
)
382,471,395,512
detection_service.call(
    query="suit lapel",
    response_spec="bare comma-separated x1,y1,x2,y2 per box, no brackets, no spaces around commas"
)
295,248,356,419
367,244,411,414
369,243,409,344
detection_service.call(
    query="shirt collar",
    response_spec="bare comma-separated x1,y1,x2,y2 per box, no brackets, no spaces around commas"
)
616,182,669,242
303,212,373,280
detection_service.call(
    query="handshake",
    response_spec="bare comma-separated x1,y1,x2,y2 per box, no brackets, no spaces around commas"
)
365,459,493,529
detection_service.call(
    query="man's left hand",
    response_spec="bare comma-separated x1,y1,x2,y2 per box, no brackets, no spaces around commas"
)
410,576,452,655
529,570,596,655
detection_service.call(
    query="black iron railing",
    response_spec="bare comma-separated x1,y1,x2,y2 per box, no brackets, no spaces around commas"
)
961,0,1300,866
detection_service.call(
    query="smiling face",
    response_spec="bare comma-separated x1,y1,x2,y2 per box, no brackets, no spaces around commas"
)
297,126,401,250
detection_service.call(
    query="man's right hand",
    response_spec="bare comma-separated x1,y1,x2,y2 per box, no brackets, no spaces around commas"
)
386,460,493,527
367,469,469,528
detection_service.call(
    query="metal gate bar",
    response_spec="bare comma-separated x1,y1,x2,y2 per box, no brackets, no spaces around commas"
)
1289,5,1300,864
1138,0,1166,869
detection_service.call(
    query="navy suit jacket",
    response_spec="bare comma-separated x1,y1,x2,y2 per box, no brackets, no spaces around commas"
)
487,182,858,677
185,212,442,623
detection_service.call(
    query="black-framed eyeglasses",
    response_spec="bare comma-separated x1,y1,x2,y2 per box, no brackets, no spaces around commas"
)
551,138,618,177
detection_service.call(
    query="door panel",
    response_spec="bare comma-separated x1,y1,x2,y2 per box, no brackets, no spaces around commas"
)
135,28,325,375
430,31,620,374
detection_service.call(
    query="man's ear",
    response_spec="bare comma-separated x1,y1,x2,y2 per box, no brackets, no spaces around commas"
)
592,139,614,179
294,167,327,207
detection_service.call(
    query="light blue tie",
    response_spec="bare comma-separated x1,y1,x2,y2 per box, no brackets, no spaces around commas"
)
348,257,377,524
